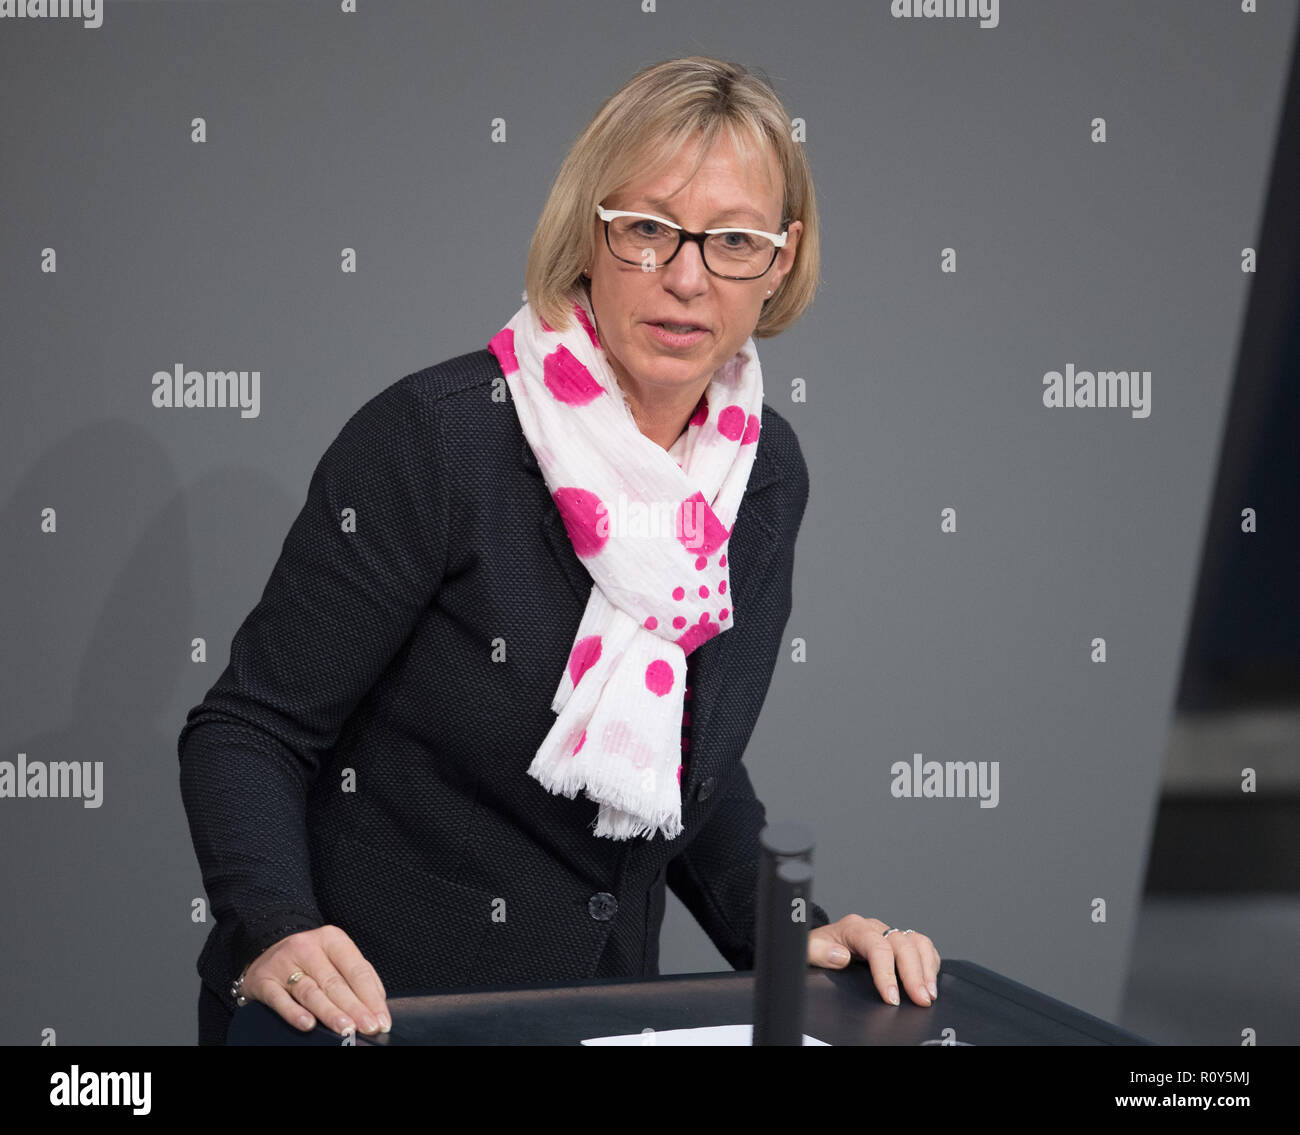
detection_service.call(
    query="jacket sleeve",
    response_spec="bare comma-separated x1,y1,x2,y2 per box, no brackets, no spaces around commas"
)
665,761,832,971
666,425,832,971
178,378,449,985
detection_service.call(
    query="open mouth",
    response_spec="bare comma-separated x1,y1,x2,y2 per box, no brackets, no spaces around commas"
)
647,322,709,345
653,322,705,334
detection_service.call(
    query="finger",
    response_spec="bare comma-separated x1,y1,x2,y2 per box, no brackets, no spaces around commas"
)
324,928,390,1033
851,920,906,1006
282,947,363,1037
913,934,941,999
888,934,933,1006
305,935,386,1037
806,929,852,968
247,972,318,1033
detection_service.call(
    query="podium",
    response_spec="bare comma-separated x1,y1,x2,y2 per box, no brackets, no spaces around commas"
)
226,959,1151,1046
226,826,1149,1046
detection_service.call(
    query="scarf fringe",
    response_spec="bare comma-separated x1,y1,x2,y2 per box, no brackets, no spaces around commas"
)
529,754,683,841
593,807,684,842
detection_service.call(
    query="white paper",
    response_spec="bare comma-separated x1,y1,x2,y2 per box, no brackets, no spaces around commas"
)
581,1024,829,1045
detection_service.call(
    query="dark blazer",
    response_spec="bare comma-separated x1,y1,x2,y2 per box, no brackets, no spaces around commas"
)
178,345,830,1026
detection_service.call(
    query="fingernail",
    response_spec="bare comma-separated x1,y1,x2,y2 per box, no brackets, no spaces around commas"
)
360,1014,379,1034
888,986,899,1005
339,1019,354,1036
928,981,938,999
828,947,850,964
298,1014,313,1029
379,1014,391,1033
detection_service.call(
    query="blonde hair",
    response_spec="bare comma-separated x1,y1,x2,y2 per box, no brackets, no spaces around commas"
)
524,56,819,340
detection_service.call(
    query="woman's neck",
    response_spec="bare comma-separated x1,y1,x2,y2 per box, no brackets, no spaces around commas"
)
617,377,707,451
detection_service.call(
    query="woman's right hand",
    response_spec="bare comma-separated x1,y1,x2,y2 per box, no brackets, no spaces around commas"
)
239,924,390,1037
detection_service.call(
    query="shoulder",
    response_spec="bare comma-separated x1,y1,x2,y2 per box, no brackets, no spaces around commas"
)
397,347,504,408
327,348,506,454
361,347,502,426
345,347,502,414
756,400,810,506
757,400,805,468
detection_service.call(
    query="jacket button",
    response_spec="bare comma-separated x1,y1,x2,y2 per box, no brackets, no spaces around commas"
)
588,892,618,920
696,776,716,802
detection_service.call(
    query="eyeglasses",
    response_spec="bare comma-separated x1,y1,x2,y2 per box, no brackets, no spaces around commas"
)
595,203,790,280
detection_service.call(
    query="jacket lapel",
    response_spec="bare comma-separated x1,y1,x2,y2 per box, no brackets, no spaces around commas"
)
521,438,600,606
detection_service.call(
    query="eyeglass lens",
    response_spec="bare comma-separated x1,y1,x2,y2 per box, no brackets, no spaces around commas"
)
606,216,776,278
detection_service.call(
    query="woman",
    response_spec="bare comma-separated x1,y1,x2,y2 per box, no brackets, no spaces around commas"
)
179,55,939,1045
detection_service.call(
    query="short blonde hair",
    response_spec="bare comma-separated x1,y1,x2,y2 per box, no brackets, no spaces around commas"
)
524,56,819,340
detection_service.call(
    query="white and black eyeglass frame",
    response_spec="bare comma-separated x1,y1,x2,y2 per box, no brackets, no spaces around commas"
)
594,203,791,280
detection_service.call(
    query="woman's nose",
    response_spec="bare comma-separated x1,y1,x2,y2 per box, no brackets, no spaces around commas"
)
662,239,710,286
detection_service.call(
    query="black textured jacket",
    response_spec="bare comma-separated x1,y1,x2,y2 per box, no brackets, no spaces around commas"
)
178,346,830,1015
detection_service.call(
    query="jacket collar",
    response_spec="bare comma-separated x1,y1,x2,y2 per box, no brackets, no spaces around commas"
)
521,417,784,791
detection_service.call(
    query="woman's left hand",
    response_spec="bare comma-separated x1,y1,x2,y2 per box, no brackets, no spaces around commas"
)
807,916,941,1007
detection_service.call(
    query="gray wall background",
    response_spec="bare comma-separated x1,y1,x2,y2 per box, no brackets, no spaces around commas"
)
2,0,1295,1044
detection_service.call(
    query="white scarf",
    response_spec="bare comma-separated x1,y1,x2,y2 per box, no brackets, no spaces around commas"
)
487,287,765,839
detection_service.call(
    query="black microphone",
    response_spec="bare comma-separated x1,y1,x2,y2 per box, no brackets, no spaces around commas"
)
753,821,816,1046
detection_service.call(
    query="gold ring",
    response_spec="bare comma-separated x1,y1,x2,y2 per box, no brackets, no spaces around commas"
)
286,970,306,988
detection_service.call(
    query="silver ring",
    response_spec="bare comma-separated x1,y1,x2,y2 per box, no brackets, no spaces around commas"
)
882,927,914,938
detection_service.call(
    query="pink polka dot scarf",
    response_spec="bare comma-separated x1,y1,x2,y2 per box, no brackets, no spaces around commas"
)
487,287,764,840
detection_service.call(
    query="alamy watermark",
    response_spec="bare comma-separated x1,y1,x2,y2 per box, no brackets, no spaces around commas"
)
152,365,261,418
891,753,999,808
596,493,711,549
891,0,999,31
1,753,103,807
49,1067,149,1115
0,0,102,29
